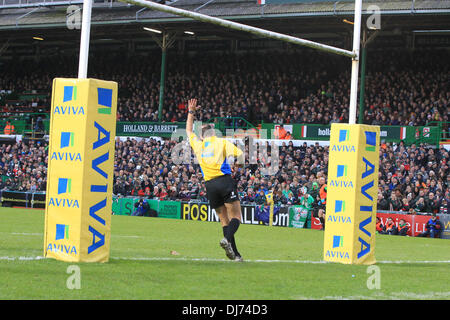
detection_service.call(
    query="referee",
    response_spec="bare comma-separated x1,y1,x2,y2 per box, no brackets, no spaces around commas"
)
186,98,244,262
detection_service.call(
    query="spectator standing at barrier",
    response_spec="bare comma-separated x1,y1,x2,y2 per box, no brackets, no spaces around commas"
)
3,121,15,135
377,192,390,211
314,176,327,230
389,193,403,211
309,181,319,200
413,196,427,213
299,186,315,211
34,116,44,132
255,190,266,205
425,192,440,214
400,197,411,212
274,125,287,140
281,184,293,204
439,198,448,215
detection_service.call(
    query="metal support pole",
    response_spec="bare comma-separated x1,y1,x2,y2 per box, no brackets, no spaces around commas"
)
78,0,93,79
358,31,367,124
154,31,178,122
358,45,367,124
158,37,167,122
348,0,362,124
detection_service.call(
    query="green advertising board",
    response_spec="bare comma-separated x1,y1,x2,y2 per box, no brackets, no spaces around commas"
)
112,197,136,216
290,124,406,142
157,201,181,219
116,122,185,137
299,125,406,142
261,123,440,146
112,197,181,219
116,121,441,146
405,126,441,146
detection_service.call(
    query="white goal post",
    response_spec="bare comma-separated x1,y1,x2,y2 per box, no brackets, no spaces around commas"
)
77,0,362,124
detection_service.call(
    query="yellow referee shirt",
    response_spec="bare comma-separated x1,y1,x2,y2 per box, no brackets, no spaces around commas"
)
189,134,243,181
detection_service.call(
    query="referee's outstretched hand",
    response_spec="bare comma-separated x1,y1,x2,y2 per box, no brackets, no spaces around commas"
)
188,98,198,112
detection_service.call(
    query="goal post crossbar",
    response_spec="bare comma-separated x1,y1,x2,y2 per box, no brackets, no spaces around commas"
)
118,0,356,59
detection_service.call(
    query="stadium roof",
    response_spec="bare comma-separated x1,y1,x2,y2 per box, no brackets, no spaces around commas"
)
0,0,449,58
1,0,449,29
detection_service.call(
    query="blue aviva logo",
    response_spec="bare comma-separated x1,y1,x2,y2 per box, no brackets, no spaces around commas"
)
49,178,79,208
60,132,74,149
326,234,349,259
338,129,349,142
333,235,343,248
330,164,353,189
63,86,77,102
332,129,355,152
335,200,346,213
55,224,69,240
58,178,72,194
365,131,377,152
336,164,348,178
97,87,113,114
51,132,82,162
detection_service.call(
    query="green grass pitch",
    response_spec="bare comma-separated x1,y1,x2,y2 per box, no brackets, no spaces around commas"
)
0,207,449,300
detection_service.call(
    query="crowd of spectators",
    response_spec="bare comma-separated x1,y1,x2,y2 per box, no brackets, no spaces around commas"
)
111,136,449,215
0,47,448,216
0,49,448,129
0,140,48,192
0,136,448,215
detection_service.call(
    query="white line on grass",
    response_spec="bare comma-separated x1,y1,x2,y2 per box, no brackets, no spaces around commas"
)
1,232,141,239
377,260,450,264
111,257,329,263
10,233,42,236
293,291,450,300
1,255,449,264
111,257,450,264
0,256,45,261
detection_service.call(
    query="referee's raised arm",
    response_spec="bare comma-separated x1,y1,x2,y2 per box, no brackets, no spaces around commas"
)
186,98,198,138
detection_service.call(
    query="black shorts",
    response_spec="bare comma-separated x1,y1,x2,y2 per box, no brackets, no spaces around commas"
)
205,174,239,209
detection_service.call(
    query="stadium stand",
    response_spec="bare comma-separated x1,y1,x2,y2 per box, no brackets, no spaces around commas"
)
0,28,448,215
0,49,448,128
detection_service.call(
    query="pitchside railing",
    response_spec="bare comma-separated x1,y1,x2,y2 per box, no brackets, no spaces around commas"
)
428,121,450,143
0,112,49,135
207,116,258,135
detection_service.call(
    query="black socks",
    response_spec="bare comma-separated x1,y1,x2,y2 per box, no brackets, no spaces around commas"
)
226,218,240,241
223,219,241,257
